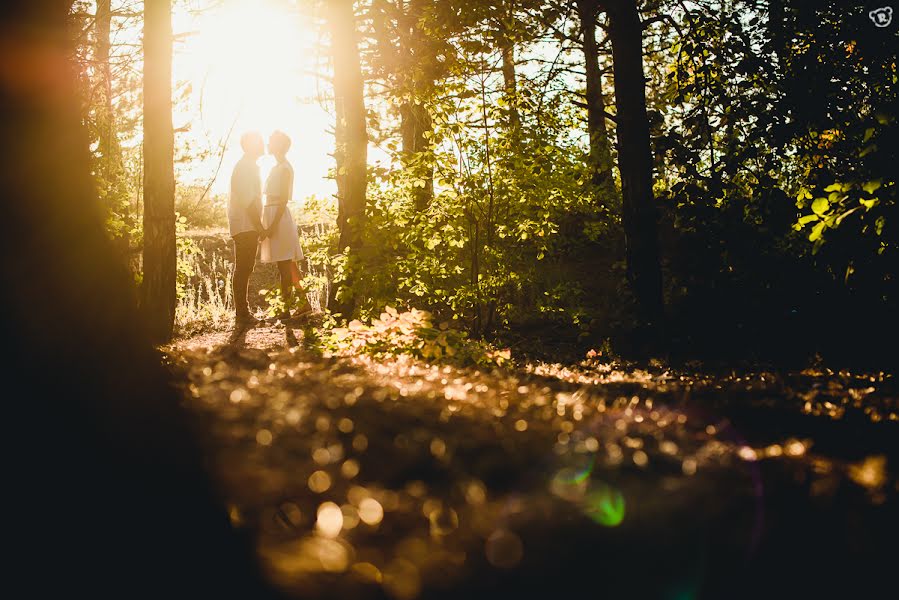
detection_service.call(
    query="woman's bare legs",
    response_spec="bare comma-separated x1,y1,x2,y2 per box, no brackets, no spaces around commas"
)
276,260,294,315
276,260,308,317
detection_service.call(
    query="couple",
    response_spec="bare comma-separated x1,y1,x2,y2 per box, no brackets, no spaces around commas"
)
228,130,309,327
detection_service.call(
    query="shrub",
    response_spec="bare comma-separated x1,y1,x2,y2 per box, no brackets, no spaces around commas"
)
318,306,512,368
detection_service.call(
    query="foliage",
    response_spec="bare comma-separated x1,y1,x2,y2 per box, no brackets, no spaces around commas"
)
645,0,899,360
318,306,512,367
335,26,606,338
71,0,899,361
176,185,229,230
71,1,143,263
174,234,234,335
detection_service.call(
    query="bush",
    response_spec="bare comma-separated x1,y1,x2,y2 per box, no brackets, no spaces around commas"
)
318,306,512,367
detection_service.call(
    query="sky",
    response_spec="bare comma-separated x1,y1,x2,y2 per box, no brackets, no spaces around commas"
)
172,0,336,202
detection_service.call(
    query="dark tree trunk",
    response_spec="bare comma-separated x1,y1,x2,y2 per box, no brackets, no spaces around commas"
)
577,0,617,202
370,0,434,210
399,0,434,210
95,0,130,258
606,0,664,331
499,0,520,130
400,100,433,209
142,0,176,343
96,0,115,175
328,0,369,316
1,3,274,596
501,43,519,127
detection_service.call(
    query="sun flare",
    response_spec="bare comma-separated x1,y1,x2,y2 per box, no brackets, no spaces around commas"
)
174,0,333,203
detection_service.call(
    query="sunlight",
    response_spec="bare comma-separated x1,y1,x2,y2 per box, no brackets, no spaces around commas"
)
174,0,334,203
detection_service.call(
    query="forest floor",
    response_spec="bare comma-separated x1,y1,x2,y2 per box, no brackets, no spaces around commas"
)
167,321,899,600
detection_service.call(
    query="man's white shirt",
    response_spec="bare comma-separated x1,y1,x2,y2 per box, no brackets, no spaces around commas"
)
228,156,261,237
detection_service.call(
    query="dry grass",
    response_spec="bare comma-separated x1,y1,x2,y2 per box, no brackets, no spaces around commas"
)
174,228,332,337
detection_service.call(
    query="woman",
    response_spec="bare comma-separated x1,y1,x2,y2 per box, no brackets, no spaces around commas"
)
260,130,311,320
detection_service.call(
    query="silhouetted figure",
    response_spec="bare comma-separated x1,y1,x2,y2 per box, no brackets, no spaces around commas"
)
229,131,265,327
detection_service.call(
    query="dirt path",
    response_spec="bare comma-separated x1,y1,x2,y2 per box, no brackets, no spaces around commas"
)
168,323,899,599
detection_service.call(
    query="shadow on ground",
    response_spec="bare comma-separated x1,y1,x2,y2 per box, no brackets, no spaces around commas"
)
167,324,898,600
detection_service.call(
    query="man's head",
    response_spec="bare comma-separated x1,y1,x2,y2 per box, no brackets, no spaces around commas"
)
239,131,264,159
268,130,291,157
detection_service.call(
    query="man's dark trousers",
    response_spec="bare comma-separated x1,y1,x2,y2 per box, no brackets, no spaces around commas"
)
232,231,258,319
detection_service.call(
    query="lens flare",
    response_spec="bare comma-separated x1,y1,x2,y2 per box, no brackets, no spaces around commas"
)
549,455,595,501
583,482,625,527
485,529,524,568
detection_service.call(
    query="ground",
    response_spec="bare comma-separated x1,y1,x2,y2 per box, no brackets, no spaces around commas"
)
167,322,898,600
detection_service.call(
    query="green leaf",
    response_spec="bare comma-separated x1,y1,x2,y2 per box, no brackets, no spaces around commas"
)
861,180,881,195
796,187,813,201
860,197,879,209
798,214,819,226
811,197,829,216
859,144,877,158
808,221,826,242
823,183,844,193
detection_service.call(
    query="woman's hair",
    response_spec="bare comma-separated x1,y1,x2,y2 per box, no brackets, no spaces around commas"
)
269,130,292,155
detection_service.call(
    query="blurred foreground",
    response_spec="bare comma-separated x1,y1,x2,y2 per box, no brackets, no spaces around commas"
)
168,324,898,600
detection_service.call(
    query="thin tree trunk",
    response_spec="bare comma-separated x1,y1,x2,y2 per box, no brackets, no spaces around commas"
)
501,44,520,129
371,0,433,210
328,0,369,316
142,0,176,343
400,100,433,209
400,0,433,210
577,0,617,202
96,0,114,172
499,0,520,130
96,0,130,257
606,0,664,332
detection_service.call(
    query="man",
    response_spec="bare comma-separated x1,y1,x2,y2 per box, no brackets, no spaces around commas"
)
228,131,266,326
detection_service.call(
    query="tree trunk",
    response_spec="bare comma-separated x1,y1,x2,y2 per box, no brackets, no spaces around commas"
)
577,0,617,202
400,100,433,209
371,0,434,210
328,0,369,316
96,0,115,179
142,0,176,343
399,0,433,210
606,0,664,331
2,3,274,596
499,1,520,130
95,0,130,257
501,40,520,130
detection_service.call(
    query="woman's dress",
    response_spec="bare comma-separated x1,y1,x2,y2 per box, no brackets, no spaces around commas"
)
260,160,303,263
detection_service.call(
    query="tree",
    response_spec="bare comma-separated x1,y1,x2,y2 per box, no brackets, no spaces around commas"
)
370,0,439,210
606,0,664,331
68,0,139,262
575,0,617,202
93,0,139,263
328,0,370,316
1,2,275,596
497,0,521,130
142,0,176,343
